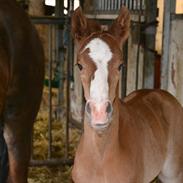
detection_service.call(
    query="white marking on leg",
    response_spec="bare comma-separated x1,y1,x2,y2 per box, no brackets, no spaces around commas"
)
84,38,112,104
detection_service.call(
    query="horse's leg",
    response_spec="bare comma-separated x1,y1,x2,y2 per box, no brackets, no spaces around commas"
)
0,123,9,183
0,55,9,183
3,118,33,183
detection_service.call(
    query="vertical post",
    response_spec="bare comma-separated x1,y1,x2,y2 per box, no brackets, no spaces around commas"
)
135,0,143,90
143,0,157,88
55,0,64,16
55,0,64,120
48,25,53,159
121,40,128,99
69,0,74,12
161,0,176,89
56,0,70,158
65,18,72,159
132,0,134,10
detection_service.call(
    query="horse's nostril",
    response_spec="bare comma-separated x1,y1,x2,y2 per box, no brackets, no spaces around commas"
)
106,102,113,114
85,102,91,114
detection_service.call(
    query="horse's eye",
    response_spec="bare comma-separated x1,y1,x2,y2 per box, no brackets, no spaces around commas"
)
118,64,123,71
77,63,83,71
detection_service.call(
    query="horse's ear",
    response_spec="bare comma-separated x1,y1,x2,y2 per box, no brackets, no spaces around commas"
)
71,7,101,43
109,6,130,45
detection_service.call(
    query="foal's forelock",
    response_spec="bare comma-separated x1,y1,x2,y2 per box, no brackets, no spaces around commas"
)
84,38,112,103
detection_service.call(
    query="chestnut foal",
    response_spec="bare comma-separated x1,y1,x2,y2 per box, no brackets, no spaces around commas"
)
71,7,183,183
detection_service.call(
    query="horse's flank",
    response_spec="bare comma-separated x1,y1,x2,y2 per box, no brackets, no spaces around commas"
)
0,1,44,182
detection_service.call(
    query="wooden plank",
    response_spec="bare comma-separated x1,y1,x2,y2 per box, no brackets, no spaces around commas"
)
161,0,176,90
168,19,183,105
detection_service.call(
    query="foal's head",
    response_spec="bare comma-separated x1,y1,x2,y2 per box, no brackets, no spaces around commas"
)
72,7,130,131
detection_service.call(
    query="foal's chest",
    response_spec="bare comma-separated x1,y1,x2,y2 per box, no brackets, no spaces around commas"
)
72,157,135,183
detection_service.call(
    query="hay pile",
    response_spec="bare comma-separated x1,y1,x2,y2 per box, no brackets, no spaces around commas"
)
28,110,81,183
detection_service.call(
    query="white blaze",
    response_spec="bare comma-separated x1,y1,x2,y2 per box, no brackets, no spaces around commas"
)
84,38,112,103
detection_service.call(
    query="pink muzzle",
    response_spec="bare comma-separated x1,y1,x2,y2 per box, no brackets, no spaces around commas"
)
85,100,113,130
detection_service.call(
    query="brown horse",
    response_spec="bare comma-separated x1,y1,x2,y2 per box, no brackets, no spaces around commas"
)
71,7,183,183
0,0,44,183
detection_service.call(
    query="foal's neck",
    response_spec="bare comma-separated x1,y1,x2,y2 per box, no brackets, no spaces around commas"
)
83,98,120,158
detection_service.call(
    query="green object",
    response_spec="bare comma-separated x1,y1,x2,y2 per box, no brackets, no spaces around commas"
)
44,78,60,88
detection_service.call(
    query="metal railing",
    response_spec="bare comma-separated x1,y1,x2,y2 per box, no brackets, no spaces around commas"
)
29,16,74,167
93,0,145,13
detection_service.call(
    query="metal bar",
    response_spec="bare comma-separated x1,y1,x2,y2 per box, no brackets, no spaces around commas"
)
48,25,53,159
30,158,73,167
107,0,110,11
118,0,120,9
98,0,101,11
121,41,128,99
127,0,129,8
31,16,66,24
55,0,64,16
56,24,64,120
101,0,104,11
134,0,137,10
111,0,114,11
143,0,157,88
30,130,34,160
67,0,70,11
116,0,118,10
135,0,143,89
104,0,107,11
31,16,112,26
121,0,124,6
70,0,74,11
128,0,131,9
65,18,71,159
108,0,111,11
55,25,61,120
132,0,134,10
140,0,143,10
114,0,117,10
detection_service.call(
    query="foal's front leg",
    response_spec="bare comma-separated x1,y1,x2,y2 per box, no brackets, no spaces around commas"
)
4,119,33,183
